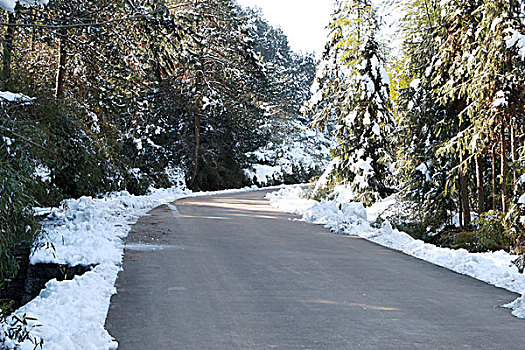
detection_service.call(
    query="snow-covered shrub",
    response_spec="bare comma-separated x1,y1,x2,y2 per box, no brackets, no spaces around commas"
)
244,121,331,186
374,200,428,239
0,312,43,349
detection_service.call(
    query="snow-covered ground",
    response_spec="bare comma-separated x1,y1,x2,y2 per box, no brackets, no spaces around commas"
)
267,185,525,319
5,182,524,349
0,0,49,13
1,184,279,349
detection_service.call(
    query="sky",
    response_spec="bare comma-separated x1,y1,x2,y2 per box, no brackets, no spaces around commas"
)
236,0,334,55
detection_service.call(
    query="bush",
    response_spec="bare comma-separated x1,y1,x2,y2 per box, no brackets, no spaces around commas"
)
0,129,39,307
451,231,481,251
475,211,513,252
375,199,448,240
0,312,43,348
507,203,525,254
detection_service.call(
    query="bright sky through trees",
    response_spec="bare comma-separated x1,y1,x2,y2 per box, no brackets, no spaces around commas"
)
236,0,334,54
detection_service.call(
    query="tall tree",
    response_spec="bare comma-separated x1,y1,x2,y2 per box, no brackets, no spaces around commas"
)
309,0,394,206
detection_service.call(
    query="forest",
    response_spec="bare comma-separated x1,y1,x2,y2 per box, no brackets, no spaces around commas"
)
310,0,525,255
0,0,327,317
0,0,524,345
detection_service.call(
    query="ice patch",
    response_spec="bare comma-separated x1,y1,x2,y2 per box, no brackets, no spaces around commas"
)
167,204,180,218
124,243,186,251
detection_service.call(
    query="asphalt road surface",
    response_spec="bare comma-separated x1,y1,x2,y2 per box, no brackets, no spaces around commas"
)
105,190,525,349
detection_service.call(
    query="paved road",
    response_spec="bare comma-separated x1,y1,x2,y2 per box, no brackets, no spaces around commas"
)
105,190,524,349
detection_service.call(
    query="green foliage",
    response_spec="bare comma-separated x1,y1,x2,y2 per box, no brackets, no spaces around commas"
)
451,231,480,252
0,312,43,349
376,199,448,240
475,211,513,251
0,0,319,294
387,0,525,232
308,0,394,206
507,202,525,254
0,140,38,284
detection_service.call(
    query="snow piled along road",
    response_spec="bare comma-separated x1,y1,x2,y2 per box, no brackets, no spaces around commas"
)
267,186,525,319
2,185,272,350
5,184,524,349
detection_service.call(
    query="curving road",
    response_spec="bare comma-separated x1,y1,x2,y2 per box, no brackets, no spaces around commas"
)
105,190,524,349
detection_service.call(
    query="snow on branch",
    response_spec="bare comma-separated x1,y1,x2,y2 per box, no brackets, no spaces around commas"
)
0,0,48,13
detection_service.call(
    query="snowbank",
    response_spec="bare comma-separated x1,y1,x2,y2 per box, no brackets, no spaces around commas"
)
0,0,48,13
0,91,34,103
3,185,277,349
267,186,525,319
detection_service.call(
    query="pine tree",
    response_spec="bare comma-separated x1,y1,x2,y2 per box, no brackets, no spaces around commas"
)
394,0,460,231
309,0,393,206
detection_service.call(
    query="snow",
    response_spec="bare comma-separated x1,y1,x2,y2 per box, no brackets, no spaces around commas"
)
267,186,525,319
352,156,374,174
518,175,525,186
506,29,525,60
2,184,284,349
245,164,283,185
244,120,332,186
0,91,34,103
314,158,338,193
165,167,186,188
12,265,120,350
415,162,431,182
34,164,51,183
2,136,13,154
132,138,143,151
366,193,396,222
492,90,507,108
373,0,405,59
0,0,48,12
372,123,380,136
409,78,421,90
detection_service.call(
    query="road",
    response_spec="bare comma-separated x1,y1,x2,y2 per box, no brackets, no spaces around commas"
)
105,190,524,349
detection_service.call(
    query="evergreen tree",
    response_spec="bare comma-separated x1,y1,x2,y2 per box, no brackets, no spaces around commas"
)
309,0,394,206
394,0,458,231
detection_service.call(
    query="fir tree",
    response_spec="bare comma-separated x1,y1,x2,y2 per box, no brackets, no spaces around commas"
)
310,0,393,206
394,0,457,231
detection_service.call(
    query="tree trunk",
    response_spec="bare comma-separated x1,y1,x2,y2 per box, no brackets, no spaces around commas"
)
458,174,464,228
458,117,471,227
511,117,517,187
492,144,498,211
190,58,204,190
55,29,67,98
459,170,471,227
501,116,508,213
2,13,15,89
191,111,201,190
475,155,485,214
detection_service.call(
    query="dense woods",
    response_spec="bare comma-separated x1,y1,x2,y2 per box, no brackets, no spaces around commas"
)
1,0,525,343
311,0,525,253
0,0,319,317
